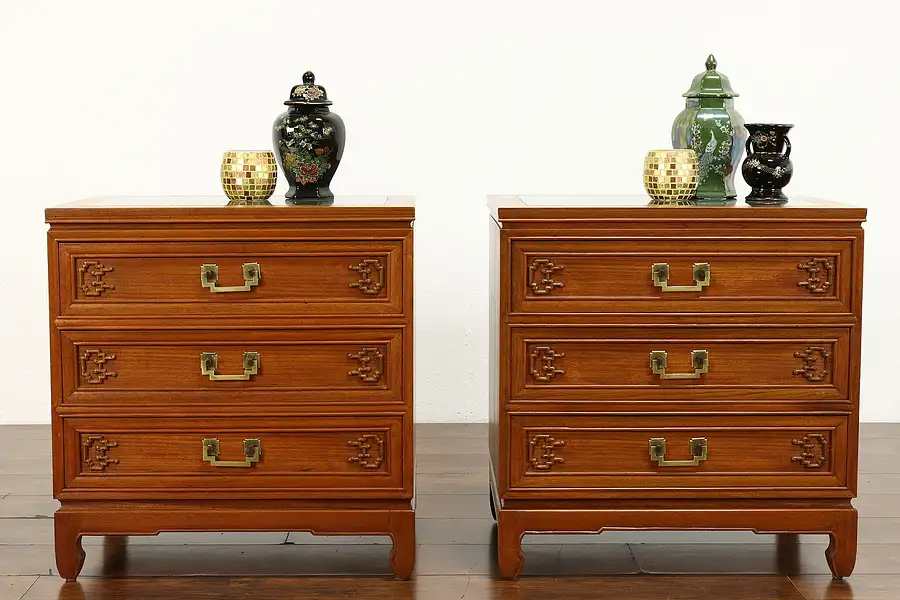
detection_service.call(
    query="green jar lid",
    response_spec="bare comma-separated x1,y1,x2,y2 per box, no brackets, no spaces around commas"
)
682,54,739,98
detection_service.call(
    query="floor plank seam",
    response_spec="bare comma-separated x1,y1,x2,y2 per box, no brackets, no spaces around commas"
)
624,543,643,575
14,575,38,600
785,573,814,599
458,575,471,599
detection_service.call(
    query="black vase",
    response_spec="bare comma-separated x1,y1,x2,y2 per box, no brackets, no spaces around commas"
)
741,123,793,206
273,72,346,205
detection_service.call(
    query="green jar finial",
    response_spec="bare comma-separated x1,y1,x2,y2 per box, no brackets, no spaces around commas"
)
683,53,738,98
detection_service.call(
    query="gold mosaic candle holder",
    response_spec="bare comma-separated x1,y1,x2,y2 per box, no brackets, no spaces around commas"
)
643,149,699,205
220,150,277,206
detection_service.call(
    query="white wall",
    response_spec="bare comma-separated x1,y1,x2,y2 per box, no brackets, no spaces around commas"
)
0,0,897,423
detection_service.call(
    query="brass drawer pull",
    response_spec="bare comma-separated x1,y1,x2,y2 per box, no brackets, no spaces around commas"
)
650,349,708,379
202,438,261,468
649,437,708,467
201,351,259,381
652,262,710,292
201,262,260,293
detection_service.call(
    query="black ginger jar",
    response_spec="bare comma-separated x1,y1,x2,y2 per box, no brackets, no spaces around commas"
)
741,123,793,206
273,71,346,205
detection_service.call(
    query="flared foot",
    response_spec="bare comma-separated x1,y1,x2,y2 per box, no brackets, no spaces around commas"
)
389,510,415,580
496,512,524,578
54,513,85,581
826,513,858,579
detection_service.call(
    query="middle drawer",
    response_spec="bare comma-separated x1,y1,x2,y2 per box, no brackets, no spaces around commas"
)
510,326,851,403
61,329,405,406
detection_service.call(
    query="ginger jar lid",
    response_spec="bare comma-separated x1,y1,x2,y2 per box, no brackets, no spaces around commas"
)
284,71,332,106
683,54,739,98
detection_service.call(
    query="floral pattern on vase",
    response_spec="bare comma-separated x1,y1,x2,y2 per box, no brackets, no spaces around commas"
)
671,55,747,205
689,120,734,185
741,123,794,206
275,113,336,185
272,71,345,205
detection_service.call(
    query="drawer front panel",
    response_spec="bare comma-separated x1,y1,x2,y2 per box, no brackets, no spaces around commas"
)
511,326,850,403
62,329,405,406
64,415,405,495
509,414,849,496
511,239,854,315
59,241,405,317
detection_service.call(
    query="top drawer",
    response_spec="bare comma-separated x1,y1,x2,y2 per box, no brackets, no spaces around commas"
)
510,238,855,316
58,240,406,318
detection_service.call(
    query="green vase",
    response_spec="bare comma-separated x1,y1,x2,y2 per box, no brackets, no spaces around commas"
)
671,55,747,205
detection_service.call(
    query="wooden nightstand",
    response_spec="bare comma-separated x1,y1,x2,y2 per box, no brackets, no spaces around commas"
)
488,195,865,579
46,195,415,580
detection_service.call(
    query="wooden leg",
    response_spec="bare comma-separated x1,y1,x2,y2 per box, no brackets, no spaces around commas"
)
54,511,85,581
388,510,415,580
496,511,524,578
826,511,858,579
776,533,800,573
101,535,128,576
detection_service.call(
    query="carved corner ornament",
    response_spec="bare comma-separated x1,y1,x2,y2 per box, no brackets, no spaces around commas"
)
349,433,384,469
529,258,564,295
79,261,115,297
529,346,565,382
797,258,833,294
793,346,830,382
349,258,384,295
348,347,384,383
792,433,828,468
529,434,565,470
83,435,119,472
79,349,117,384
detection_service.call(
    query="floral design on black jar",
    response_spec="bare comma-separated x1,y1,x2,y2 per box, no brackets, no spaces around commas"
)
741,123,794,206
272,71,346,205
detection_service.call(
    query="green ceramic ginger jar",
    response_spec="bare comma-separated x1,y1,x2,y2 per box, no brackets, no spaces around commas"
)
671,55,747,205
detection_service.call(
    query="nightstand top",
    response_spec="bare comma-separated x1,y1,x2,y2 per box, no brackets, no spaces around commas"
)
46,195,415,225
488,194,866,224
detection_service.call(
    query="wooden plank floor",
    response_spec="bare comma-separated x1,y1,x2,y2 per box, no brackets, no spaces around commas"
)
2,423,900,599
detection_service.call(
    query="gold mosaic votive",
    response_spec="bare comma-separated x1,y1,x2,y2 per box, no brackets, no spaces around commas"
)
643,149,699,205
220,150,277,205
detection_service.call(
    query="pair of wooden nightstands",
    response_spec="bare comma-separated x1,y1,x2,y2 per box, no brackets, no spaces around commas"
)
46,194,865,580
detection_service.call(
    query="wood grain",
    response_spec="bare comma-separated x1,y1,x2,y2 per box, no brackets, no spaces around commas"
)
511,238,853,316
59,240,404,318
60,328,404,406
45,197,416,580
61,415,403,497
7,424,900,597
508,413,849,497
510,325,850,403
488,195,866,580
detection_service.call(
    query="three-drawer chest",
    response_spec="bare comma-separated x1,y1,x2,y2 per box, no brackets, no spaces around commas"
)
46,195,415,580
488,195,865,578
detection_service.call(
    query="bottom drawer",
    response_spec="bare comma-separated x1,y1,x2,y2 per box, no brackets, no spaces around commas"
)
509,414,850,498
64,415,407,498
